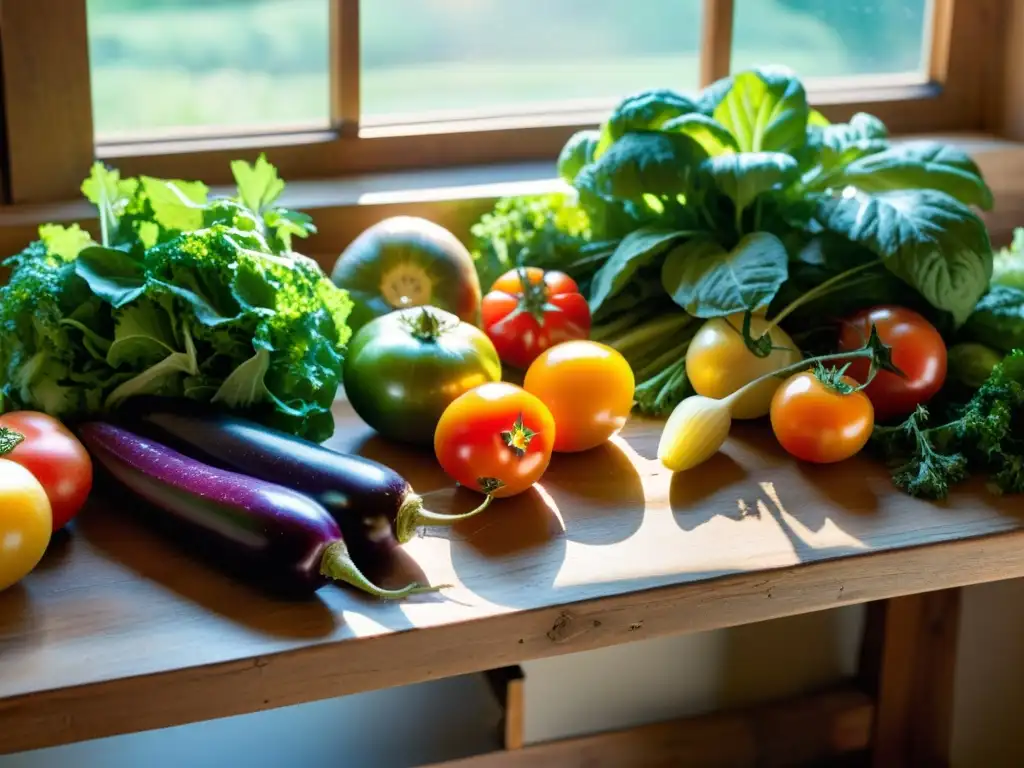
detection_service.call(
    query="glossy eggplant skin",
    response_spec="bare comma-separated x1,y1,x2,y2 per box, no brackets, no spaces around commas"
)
80,422,343,595
121,405,415,549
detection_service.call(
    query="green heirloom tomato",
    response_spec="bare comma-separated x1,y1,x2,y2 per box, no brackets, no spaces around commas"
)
331,216,482,333
343,306,501,445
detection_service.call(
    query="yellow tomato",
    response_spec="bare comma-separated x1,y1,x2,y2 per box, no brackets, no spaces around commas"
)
685,313,802,420
524,340,635,452
0,458,52,592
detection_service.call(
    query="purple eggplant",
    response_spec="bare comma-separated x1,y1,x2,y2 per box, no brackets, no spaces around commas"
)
78,422,441,600
119,403,492,550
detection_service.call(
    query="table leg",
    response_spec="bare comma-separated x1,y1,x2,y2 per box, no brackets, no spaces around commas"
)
859,588,961,768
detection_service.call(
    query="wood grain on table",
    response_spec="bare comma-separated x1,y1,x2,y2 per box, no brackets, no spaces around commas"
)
1,401,1022,753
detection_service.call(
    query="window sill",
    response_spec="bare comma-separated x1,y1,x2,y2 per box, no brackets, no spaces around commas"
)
0,132,1022,268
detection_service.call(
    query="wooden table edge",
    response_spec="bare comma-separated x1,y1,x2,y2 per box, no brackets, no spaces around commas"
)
2,527,1023,755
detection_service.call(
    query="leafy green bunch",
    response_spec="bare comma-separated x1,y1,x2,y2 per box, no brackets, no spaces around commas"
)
0,156,352,442
561,66,994,330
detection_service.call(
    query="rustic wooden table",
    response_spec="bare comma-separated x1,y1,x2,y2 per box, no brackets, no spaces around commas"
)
1,401,1020,766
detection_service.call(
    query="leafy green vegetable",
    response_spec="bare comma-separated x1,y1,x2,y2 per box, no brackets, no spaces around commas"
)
469,193,600,292
557,129,600,183
589,131,708,201
993,228,1024,289
713,68,808,154
873,351,1024,499
962,285,1024,353
816,190,992,326
595,89,698,158
828,141,994,210
700,152,798,224
661,233,788,318
589,227,689,315
660,114,738,156
0,158,352,442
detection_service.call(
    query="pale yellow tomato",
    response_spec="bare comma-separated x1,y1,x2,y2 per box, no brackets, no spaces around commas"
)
0,458,52,592
685,313,802,420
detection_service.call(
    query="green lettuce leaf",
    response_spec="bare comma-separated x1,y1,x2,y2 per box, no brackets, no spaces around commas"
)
589,227,691,314
661,232,788,317
816,189,992,326
595,89,699,158
700,151,799,219
832,141,993,210
588,131,709,201
713,67,809,154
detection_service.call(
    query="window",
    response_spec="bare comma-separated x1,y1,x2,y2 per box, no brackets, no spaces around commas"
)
360,0,702,123
731,0,932,81
0,0,1006,204
86,0,332,140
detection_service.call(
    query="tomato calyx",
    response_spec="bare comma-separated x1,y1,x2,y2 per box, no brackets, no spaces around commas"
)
813,363,859,394
402,306,456,342
500,412,537,457
477,477,506,495
0,427,24,455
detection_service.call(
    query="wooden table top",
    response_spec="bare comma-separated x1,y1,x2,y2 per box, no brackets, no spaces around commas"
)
2,400,1023,754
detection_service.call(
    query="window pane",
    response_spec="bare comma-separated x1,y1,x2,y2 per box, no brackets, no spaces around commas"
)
361,0,702,122
87,0,330,141
732,0,931,81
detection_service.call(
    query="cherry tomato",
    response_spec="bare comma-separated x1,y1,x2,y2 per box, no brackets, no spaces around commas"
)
770,372,874,464
434,382,556,498
0,412,92,530
0,458,52,592
524,340,635,452
481,267,591,370
837,306,947,422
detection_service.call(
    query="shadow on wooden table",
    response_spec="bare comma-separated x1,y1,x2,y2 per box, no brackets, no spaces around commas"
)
442,441,645,608
670,452,750,532
76,502,344,639
542,441,645,545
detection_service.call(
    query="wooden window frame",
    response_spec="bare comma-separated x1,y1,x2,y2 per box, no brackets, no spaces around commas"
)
0,0,1013,204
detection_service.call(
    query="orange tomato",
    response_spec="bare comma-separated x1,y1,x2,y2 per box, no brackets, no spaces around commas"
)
524,340,634,452
770,371,874,464
434,382,556,498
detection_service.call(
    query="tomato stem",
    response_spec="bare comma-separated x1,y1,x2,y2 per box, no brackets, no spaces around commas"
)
406,307,448,342
721,325,902,411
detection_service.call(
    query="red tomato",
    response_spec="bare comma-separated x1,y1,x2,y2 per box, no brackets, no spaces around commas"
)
770,372,874,464
0,412,92,530
481,267,591,370
434,382,556,498
838,306,947,422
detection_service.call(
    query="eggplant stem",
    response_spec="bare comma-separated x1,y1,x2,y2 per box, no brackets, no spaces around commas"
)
320,541,444,600
395,492,494,544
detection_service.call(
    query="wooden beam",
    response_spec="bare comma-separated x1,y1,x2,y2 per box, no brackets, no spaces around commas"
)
0,0,94,203
861,590,962,768
329,0,359,136
424,687,873,768
700,0,735,87
484,667,525,750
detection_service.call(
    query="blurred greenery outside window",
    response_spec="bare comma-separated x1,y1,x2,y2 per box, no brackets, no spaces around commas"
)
87,0,929,141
